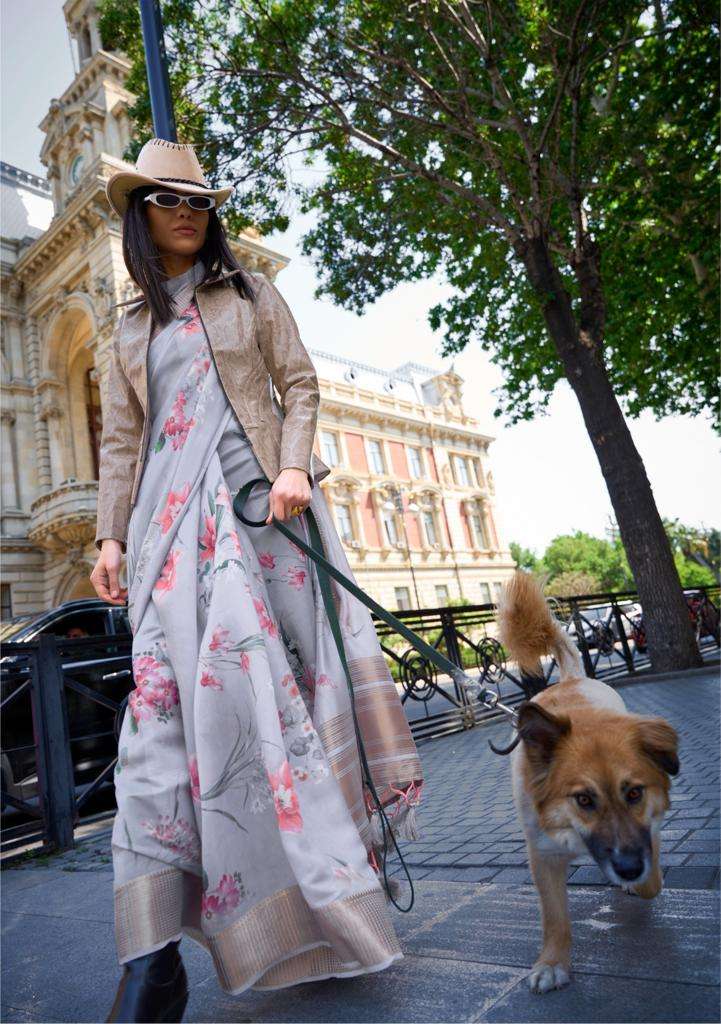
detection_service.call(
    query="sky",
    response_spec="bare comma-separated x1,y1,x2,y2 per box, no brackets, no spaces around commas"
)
2,1,719,554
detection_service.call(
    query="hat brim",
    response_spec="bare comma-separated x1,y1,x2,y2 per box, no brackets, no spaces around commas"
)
105,170,234,218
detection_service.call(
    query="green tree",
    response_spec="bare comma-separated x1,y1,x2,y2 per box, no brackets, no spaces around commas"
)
546,570,602,598
99,0,716,671
664,519,721,584
541,531,633,591
509,541,539,573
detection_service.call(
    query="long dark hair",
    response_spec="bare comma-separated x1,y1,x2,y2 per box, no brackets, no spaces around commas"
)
121,184,256,327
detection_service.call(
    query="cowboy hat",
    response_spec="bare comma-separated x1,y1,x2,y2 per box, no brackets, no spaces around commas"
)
105,137,234,218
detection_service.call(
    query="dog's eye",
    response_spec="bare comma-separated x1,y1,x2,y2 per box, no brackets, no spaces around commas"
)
574,792,595,809
626,786,644,804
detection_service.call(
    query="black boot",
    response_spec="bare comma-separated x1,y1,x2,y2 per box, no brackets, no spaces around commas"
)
106,938,189,1023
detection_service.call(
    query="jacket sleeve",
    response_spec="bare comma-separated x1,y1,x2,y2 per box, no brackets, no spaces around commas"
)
94,312,144,553
254,276,321,489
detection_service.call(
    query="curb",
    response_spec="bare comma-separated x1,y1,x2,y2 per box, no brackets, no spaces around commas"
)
612,660,719,689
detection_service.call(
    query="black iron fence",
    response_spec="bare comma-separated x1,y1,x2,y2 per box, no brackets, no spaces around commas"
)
1,585,718,857
373,585,720,741
1,632,131,857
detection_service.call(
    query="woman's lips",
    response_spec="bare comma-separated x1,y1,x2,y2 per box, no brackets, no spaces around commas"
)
173,227,197,235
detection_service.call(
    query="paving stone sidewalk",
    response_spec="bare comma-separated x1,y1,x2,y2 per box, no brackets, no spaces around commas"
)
1,670,719,1022
390,670,720,890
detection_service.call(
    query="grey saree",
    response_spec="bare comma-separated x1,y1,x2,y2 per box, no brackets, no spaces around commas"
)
111,257,423,995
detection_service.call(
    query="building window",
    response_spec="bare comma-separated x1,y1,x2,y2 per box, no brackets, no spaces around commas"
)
394,586,411,610
435,584,449,606
408,446,423,478
69,153,86,186
469,509,489,548
1,583,12,620
469,458,481,487
422,509,437,546
334,503,354,543
452,454,471,486
479,582,491,605
493,582,503,602
381,508,399,545
320,430,341,467
368,438,385,474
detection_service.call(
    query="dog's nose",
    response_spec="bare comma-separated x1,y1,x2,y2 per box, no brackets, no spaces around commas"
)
610,848,645,880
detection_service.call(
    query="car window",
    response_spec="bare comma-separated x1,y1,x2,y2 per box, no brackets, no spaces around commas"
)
43,610,110,639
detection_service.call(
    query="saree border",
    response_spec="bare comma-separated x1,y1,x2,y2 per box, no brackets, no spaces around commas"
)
113,866,402,995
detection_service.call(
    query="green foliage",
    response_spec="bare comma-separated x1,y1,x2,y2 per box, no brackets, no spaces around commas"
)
509,542,540,573
98,0,719,427
542,531,634,592
512,521,717,595
546,570,604,598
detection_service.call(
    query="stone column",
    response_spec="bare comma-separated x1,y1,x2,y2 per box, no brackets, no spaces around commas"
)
25,318,54,493
370,486,390,552
0,410,20,508
481,498,499,550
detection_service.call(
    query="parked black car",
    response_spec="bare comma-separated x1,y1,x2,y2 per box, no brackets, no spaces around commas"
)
1,599,133,813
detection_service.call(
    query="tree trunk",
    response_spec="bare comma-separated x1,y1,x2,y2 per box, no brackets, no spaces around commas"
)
522,236,702,673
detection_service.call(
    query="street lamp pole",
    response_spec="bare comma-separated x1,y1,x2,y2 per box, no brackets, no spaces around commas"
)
139,0,177,141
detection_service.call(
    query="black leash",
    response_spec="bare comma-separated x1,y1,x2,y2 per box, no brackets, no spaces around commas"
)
233,478,520,912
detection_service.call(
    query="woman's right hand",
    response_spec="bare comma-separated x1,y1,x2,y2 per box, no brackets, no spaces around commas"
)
90,539,128,605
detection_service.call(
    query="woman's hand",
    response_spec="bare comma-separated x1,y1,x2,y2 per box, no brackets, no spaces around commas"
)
90,539,128,604
265,468,311,524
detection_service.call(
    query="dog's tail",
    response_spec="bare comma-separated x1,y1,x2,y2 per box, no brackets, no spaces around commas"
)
497,571,583,682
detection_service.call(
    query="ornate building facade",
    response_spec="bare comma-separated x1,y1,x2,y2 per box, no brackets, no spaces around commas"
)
308,354,514,610
0,0,513,621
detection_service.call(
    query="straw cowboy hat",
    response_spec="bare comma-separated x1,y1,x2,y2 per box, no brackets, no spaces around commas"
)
105,136,234,218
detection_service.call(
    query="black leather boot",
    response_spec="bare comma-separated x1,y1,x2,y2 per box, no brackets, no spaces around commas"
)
106,938,189,1023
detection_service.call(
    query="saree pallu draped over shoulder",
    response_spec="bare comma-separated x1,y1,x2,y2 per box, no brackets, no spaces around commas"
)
111,258,423,995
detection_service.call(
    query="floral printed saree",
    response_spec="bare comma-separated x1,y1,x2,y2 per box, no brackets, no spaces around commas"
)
111,259,423,995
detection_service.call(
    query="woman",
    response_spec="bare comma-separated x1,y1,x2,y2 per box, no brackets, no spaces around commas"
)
91,138,423,1023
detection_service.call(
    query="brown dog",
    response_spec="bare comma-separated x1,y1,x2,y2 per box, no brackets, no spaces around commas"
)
496,572,680,994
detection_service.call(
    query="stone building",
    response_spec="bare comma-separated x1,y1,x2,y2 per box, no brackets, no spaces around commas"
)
0,0,513,621
307,353,514,611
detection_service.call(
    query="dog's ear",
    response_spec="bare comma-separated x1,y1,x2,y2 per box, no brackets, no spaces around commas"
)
634,717,680,777
517,702,571,767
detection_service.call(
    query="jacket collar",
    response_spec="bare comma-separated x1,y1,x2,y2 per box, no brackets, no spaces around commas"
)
113,265,246,308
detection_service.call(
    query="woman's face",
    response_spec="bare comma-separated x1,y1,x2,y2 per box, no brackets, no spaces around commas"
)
145,188,209,257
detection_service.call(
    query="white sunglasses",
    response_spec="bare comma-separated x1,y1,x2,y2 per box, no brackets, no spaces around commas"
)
144,190,216,210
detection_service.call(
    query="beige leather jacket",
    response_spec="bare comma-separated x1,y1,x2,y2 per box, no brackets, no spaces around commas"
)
94,267,330,552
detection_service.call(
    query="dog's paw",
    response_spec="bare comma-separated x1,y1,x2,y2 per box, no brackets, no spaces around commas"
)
629,874,662,900
528,962,571,994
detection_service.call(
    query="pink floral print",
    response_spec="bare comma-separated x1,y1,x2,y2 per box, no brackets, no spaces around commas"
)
200,669,223,691
267,759,303,832
140,812,200,863
199,513,217,562
154,548,181,592
202,871,245,919
188,755,200,802
208,626,232,653
253,595,279,638
159,482,191,534
129,653,180,731
179,301,203,335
